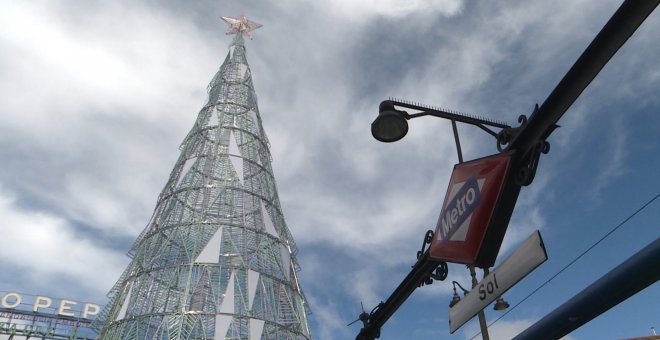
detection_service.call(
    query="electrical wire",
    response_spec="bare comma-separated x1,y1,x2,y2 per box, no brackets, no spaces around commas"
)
469,192,660,340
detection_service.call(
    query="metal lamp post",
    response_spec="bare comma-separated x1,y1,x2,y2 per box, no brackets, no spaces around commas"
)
371,99,512,340
449,281,470,308
372,99,510,163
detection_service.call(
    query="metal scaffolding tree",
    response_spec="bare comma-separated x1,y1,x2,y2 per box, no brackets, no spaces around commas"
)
95,15,312,340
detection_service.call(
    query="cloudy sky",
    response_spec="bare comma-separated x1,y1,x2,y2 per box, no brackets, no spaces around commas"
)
1,1,659,339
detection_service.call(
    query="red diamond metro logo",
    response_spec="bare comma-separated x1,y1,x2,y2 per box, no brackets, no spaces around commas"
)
430,152,512,266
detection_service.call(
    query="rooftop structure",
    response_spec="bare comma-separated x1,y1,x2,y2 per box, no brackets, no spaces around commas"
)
0,290,100,339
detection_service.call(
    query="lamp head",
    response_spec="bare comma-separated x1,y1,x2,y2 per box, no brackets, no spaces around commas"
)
371,100,409,142
493,297,510,311
449,290,461,308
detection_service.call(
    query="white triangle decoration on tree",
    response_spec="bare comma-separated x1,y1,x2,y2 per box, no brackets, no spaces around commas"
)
247,270,259,309
249,319,265,340
214,314,232,339
209,109,220,126
228,130,244,185
195,228,222,263
260,200,278,237
176,157,198,187
281,244,291,280
115,283,132,321
219,271,235,314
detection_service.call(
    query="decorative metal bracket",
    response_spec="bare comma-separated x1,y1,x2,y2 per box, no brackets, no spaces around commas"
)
416,230,449,287
418,262,449,287
496,109,532,153
416,230,435,260
496,104,556,186
515,139,550,186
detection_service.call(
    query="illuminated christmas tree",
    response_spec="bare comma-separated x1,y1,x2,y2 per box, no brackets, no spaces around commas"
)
96,15,312,340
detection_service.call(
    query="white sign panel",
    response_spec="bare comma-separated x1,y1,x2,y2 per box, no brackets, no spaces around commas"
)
449,230,547,333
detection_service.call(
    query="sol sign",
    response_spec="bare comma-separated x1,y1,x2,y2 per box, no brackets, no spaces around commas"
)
0,292,100,319
429,152,512,266
449,230,547,333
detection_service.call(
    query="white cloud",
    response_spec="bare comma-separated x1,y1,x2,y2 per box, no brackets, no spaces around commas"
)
274,0,463,20
591,116,627,199
0,2,212,121
0,1,220,236
0,187,127,294
333,0,463,18
306,295,353,340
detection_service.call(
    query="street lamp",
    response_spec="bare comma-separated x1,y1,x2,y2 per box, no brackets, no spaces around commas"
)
371,101,409,142
449,281,471,308
371,99,511,163
494,296,510,311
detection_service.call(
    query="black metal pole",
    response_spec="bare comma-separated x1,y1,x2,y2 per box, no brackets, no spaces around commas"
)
356,252,441,340
513,238,660,340
451,120,464,163
469,266,490,340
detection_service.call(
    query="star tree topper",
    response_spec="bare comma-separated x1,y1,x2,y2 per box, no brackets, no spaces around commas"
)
221,14,263,39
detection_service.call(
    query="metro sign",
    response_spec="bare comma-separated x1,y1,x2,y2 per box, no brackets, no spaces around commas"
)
430,151,513,267
436,175,483,244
